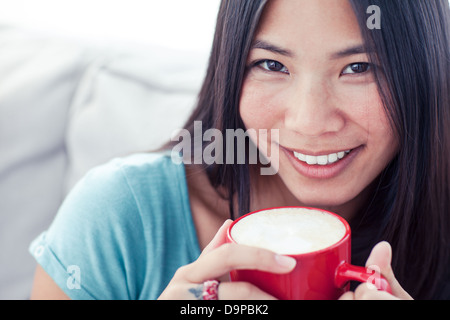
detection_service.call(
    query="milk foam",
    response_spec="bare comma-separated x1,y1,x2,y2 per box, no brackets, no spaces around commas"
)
231,208,347,255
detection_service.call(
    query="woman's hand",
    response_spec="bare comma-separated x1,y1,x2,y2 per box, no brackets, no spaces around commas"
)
339,241,413,300
158,220,297,300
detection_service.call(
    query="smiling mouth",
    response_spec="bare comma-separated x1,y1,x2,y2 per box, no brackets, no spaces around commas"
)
293,150,352,166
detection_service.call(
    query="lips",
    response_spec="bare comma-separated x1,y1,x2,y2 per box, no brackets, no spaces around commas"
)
293,150,351,166
282,146,362,180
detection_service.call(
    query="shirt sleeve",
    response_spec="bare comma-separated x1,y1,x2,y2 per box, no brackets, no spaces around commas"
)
29,160,147,300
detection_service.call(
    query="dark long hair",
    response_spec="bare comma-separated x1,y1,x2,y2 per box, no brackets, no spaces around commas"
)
164,0,450,299
347,0,450,299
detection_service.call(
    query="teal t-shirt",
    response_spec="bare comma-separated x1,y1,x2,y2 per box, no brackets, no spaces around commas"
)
29,152,202,299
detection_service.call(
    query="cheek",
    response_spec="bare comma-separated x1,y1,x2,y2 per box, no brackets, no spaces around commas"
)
339,83,394,140
339,85,399,178
239,80,284,130
356,87,395,145
335,85,377,129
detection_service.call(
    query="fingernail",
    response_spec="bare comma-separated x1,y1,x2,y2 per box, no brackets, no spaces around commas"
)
275,255,297,269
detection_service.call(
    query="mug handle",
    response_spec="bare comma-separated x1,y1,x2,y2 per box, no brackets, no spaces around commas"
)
335,262,392,294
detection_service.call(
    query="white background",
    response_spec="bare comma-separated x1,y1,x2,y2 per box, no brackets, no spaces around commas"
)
0,0,448,53
0,0,221,52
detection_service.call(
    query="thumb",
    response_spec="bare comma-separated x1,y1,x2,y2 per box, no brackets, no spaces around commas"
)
365,241,412,299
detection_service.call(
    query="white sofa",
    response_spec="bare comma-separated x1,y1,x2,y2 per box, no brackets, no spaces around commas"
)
0,26,208,299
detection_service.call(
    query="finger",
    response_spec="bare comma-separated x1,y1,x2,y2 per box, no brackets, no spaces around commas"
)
338,291,355,300
161,281,278,300
365,241,412,300
354,282,400,300
218,282,277,300
200,219,233,257
159,282,206,300
184,243,296,283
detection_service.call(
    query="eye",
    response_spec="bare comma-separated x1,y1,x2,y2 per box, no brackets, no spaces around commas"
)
341,62,371,75
257,60,289,74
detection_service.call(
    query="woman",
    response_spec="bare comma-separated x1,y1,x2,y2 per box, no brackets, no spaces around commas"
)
30,0,450,300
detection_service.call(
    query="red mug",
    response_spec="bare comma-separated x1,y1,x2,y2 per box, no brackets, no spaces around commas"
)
226,207,392,300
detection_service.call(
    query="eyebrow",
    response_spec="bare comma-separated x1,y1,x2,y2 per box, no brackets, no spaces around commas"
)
250,39,294,57
330,44,372,59
251,40,372,60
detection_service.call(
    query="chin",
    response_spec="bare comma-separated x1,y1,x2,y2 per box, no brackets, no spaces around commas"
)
291,189,358,213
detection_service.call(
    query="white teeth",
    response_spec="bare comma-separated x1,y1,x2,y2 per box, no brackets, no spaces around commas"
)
305,155,317,165
297,153,307,161
317,155,328,165
328,153,338,163
293,150,351,166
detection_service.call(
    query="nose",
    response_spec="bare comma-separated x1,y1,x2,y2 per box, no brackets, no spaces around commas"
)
284,77,345,138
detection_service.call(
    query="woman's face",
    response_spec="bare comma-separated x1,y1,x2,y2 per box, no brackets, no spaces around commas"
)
240,0,399,214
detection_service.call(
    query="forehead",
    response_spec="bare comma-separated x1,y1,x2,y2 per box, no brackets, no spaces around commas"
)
255,0,364,53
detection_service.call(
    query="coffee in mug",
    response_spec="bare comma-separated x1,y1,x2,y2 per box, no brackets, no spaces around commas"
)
230,207,346,255
226,207,392,300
